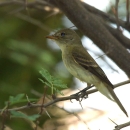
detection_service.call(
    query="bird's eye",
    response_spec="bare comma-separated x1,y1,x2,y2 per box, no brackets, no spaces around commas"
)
61,32,66,37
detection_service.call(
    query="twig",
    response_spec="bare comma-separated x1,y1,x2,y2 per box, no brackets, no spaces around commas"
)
109,118,130,130
1,101,10,130
34,86,48,130
126,0,130,24
115,0,120,30
106,24,130,49
40,86,47,114
81,1,130,31
14,13,51,32
0,1,15,6
31,89,89,128
114,121,130,130
109,117,118,126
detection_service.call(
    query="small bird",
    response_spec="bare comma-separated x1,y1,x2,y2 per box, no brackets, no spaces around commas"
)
46,28,128,117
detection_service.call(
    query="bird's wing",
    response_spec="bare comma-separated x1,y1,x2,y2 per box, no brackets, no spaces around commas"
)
72,47,113,88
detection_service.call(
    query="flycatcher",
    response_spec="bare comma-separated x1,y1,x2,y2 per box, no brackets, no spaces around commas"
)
46,28,128,117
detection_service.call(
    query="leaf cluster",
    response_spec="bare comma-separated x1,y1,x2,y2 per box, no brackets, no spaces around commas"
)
39,69,68,95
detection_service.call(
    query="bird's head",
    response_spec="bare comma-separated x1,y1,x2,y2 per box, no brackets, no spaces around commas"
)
46,28,81,50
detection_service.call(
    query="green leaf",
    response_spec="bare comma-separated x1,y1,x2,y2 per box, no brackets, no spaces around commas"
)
5,94,38,106
53,88,64,96
52,77,67,88
5,94,25,105
14,93,25,100
39,69,52,84
54,84,67,89
10,111,40,121
38,78,51,88
39,69,68,95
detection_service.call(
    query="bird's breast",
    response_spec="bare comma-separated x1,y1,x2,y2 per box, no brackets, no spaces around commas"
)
62,51,96,84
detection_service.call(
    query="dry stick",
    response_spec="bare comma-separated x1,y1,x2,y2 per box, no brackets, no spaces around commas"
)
34,86,48,130
106,24,130,49
126,0,130,24
115,0,120,30
114,121,130,130
1,102,10,130
109,117,130,130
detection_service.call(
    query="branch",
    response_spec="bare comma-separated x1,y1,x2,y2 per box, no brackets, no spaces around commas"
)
114,0,120,30
106,25,130,49
0,1,130,31
0,1,15,6
126,0,130,24
81,1,130,32
83,1,130,30
1,1,130,49
80,2,130,49
114,121,130,130
14,13,51,32
0,79,129,112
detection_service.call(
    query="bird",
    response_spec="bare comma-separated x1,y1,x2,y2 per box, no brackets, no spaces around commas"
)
46,28,128,117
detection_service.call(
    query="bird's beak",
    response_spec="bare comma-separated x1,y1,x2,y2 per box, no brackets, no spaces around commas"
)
46,35,58,40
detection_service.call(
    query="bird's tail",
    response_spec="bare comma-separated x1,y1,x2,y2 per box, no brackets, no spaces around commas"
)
97,82,128,117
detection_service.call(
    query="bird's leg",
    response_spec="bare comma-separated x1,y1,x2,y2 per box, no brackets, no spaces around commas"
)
71,84,94,101
86,83,94,90
79,84,94,101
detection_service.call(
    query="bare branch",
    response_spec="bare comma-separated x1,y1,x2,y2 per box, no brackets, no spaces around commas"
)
126,0,130,24
0,79,129,112
0,1,15,6
106,25,130,49
114,121,130,130
80,2,130,32
14,13,51,32
115,0,120,30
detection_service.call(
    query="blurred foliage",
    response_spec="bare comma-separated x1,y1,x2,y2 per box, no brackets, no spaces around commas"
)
0,4,73,129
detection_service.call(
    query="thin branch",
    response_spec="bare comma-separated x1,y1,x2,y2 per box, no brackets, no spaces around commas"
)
81,3,130,49
0,1,130,31
109,117,130,130
0,79,129,112
126,0,130,24
14,13,51,32
105,24,130,49
0,1,15,6
114,121,130,130
81,1,130,32
34,86,48,130
31,89,90,128
115,0,120,30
